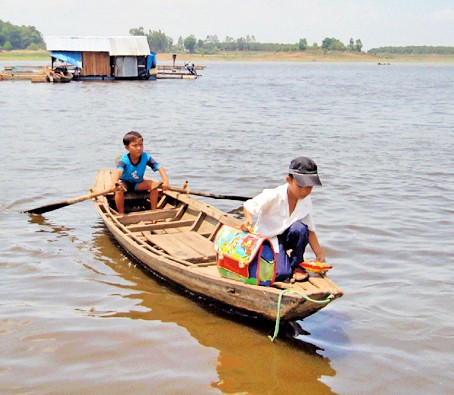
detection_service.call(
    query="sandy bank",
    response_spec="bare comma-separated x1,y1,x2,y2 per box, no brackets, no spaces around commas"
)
1,49,453,63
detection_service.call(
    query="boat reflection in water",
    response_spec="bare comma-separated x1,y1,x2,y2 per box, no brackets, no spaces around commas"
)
85,226,342,394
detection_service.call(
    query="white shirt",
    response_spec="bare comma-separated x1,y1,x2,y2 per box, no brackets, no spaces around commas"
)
244,183,315,252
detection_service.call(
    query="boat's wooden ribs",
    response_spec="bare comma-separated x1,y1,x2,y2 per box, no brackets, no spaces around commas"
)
189,212,207,232
173,203,188,221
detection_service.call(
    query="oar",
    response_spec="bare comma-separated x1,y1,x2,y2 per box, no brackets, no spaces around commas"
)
23,188,112,214
167,186,251,202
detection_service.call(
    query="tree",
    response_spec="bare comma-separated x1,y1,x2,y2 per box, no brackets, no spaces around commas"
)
148,30,173,52
236,37,246,51
245,35,256,51
347,38,363,52
177,36,184,50
129,27,173,52
355,39,363,52
321,37,346,52
0,20,45,50
184,35,197,52
203,35,220,53
3,40,12,50
224,36,237,51
9,28,21,48
298,38,308,51
205,35,219,45
129,27,145,36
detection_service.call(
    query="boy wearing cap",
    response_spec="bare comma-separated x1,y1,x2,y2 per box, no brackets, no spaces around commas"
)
241,157,325,282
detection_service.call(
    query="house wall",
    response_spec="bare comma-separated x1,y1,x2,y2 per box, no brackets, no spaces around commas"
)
81,52,111,76
114,57,138,77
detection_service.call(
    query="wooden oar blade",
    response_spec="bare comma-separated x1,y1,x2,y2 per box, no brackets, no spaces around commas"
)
24,201,72,214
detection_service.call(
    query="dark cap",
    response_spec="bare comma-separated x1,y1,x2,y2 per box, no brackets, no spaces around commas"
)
289,157,322,186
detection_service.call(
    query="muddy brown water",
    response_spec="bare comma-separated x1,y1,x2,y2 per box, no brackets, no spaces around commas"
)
1,60,453,394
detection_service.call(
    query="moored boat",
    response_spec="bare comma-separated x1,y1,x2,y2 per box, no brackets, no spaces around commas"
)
45,66,73,83
92,169,343,323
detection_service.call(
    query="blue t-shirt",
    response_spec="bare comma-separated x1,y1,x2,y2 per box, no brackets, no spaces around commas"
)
117,152,160,183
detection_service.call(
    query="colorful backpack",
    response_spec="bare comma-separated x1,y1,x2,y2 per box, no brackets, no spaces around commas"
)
214,225,276,286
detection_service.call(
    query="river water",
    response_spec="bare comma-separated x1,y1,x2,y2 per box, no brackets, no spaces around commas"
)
1,60,453,394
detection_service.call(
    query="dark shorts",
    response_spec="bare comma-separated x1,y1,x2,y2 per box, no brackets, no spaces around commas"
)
275,222,309,281
120,180,140,192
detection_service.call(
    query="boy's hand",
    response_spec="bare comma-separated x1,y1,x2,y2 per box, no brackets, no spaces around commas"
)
240,219,253,232
241,208,254,232
113,181,126,192
161,182,170,191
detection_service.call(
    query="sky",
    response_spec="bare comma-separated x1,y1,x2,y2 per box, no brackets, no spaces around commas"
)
1,0,453,50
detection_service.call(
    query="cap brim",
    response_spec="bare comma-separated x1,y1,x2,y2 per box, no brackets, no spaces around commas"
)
293,173,322,187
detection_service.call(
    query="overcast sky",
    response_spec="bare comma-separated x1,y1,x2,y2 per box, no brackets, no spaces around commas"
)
1,0,453,50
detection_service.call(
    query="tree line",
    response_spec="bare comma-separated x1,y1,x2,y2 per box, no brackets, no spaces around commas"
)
0,20,45,50
368,46,454,55
1,20,452,56
129,27,364,54
129,28,454,56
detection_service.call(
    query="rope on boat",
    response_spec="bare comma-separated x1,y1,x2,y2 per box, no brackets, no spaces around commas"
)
268,289,334,342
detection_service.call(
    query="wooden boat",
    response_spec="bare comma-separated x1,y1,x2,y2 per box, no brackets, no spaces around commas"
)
91,169,343,322
45,67,73,83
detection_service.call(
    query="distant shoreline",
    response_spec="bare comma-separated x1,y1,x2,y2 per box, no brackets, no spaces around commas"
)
158,51,454,63
1,49,453,63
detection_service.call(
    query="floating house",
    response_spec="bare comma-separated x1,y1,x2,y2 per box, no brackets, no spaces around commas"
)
45,36,157,80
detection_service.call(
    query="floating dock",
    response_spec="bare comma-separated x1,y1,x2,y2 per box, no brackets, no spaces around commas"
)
0,65,48,82
156,71,199,80
156,65,203,80
1,59,206,82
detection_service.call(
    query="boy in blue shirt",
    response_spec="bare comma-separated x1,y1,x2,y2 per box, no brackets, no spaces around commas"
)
111,131,170,214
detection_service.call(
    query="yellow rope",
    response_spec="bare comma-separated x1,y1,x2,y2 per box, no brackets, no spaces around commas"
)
268,289,334,342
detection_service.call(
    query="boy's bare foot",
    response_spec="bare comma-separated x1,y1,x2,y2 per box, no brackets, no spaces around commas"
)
292,267,309,282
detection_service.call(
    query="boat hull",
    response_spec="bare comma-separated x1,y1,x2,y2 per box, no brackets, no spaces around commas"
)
92,169,343,322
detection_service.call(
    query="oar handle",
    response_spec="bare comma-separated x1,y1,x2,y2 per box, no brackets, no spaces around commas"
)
67,188,112,204
168,186,208,196
167,186,251,201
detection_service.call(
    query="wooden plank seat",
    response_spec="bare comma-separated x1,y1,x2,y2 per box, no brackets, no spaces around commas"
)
116,208,180,225
143,231,217,263
127,219,195,233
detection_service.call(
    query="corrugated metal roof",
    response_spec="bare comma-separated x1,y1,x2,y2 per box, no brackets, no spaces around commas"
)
108,37,149,56
45,36,150,56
